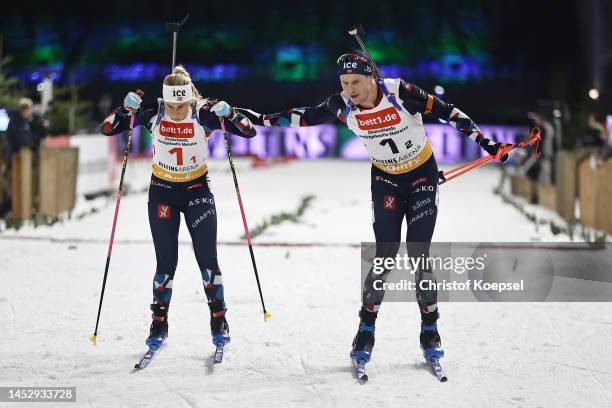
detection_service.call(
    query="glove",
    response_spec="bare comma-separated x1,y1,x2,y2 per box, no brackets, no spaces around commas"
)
211,101,233,118
480,138,509,163
123,92,142,114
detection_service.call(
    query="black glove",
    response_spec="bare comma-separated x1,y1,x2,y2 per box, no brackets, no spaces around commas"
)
480,138,509,163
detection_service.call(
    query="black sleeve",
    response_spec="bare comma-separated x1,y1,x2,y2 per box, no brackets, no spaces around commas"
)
6,112,20,152
236,93,345,128
31,115,47,148
398,80,454,118
399,80,487,145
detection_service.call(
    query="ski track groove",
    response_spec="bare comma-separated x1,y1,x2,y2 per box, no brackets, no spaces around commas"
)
4,296,16,326
533,304,612,403
299,354,320,401
174,391,199,408
296,318,327,407
157,367,200,408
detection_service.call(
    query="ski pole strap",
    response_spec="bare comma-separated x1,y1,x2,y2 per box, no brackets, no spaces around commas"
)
491,127,542,161
377,78,403,112
517,127,542,157
438,127,542,185
439,155,494,185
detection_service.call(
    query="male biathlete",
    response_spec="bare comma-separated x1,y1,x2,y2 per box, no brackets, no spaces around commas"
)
238,53,507,371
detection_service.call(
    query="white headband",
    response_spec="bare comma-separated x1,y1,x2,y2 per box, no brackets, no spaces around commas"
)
162,83,194,103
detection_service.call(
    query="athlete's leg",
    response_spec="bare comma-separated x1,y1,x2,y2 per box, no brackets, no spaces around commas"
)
361,168,407,318
352,168,407,361
147,181,180,336
183,181,226,318
405,158,444,358
405,158,440,325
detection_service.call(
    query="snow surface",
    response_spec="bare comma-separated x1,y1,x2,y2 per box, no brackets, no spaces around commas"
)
1,159,611,407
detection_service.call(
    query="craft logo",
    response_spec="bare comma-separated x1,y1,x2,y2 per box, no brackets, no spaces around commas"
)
157,204,171,219
384,195,397,210
356,106,401,130
159,120,194,138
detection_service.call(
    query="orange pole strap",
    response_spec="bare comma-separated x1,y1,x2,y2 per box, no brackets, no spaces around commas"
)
439,127,541,185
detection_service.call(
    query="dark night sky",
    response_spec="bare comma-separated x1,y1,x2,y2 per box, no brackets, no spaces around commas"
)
1,0,606,122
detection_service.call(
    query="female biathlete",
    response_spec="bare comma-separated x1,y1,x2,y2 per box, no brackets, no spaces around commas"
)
238,54,507,367
102,65,257,349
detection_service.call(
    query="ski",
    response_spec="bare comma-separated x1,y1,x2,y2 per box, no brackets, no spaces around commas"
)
212,333,230,365
133,342,164,371
213,344,224,364
428,358,447,382
352,358,369,383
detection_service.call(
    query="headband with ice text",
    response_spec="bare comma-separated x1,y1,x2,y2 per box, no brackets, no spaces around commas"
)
162,83,193,103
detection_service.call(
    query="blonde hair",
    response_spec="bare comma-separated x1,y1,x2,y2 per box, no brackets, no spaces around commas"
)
18,97,34,110
163,65,203,102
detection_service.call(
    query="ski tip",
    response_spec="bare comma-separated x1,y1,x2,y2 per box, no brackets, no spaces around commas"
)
263,311,272,321
89,334,97,346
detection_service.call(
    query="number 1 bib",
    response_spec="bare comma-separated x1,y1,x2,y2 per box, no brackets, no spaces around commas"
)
150,100,209,182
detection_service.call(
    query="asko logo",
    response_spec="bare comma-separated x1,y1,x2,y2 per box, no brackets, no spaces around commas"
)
355,106,401,130
159,120,194,138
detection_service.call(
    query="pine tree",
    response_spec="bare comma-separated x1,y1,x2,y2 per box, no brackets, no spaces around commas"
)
0,56,18,109
46,83,93,135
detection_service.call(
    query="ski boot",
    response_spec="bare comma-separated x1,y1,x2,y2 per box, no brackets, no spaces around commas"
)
146,315,168,349
211,314,231,347
350,322,375,363
420,322,444,361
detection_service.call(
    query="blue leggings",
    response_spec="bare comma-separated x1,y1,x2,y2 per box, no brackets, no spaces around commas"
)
147,174,225,317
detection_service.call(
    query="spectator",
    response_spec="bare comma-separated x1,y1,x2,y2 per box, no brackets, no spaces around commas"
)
583,113,606,148
521,112,556,183
6,98,47,167
2,98,47,217
603,115,612,160
594,114,611,165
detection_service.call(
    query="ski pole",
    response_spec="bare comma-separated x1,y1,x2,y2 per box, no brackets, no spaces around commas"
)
166,14,189,70
348,25,404,112
439,127,542,184
219,118,271,322
348,25,384,79
90,110,138,346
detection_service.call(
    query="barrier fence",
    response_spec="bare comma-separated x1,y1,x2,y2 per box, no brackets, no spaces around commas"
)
2,125,611,237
